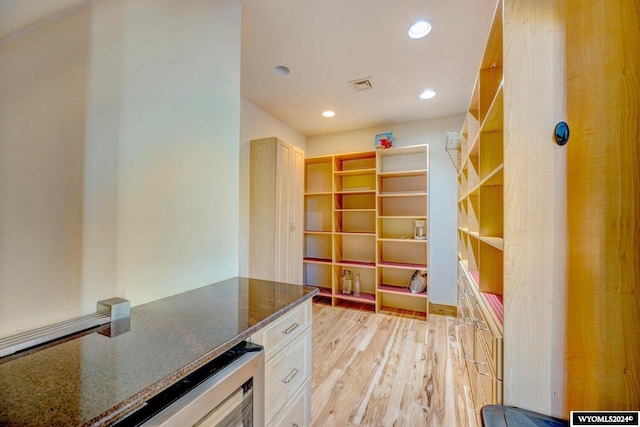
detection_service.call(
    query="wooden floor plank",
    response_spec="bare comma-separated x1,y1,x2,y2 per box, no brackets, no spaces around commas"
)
311,303,476,427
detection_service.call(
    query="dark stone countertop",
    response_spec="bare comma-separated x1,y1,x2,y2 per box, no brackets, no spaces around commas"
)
0,277,317,427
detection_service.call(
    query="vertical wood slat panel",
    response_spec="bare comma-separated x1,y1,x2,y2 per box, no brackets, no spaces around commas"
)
502,0,568,418
566,0,640,412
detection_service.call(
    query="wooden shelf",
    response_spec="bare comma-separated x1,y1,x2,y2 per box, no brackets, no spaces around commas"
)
480,84,504,132
334,190,375,195
334,292,376,305
378,191,428,197
480,164,504,187
469,270,479,286
377,237,427,243
376,145,428,156
468,133,480,159
335,231,375,236
335,260,376,268
469,79,480,121
304,191,332,196
378,215,426,219
482,291,504,325
377,169,427,178
303,257,332,264
305,285,332,297
334,208,376,212
480,236,504,250
334,168,376,177
304,230,332,235
465,184,480,198
378,284,428,298
378,261,427,270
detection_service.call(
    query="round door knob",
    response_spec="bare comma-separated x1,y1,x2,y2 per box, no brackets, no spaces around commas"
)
554,122,570,145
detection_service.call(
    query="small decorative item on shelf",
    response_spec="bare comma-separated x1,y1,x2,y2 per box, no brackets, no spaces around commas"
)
413,220,427,240
375,132,394,149
353,273,361,296
408,270,428,294
341,270,353,295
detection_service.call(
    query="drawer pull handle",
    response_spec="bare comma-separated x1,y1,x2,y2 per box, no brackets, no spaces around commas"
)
476,321,489,332
282,368,299,384
464,288,473,295
292,424,299,427
475,361,492,377
282,323,300,335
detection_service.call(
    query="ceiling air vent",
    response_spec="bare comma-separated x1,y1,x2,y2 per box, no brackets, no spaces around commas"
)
349,77,374,92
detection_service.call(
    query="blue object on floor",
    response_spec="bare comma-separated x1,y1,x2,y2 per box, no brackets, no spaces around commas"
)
481,405,569,427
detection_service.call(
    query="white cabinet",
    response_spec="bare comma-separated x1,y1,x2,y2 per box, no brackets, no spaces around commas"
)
270,378,311,427
249,300,312,426
250,137,304,284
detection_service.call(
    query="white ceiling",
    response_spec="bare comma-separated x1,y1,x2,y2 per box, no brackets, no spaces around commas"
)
1,0,496,138
241,0,497,137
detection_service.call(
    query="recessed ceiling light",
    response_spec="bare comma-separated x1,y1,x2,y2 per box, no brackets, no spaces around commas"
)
273,65,291,76
408,20,432,39
322,111,336,118
420,89,437,99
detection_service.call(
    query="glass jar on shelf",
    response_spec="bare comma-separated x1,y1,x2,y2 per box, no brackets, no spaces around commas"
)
353,273,361,296
341,270,353,295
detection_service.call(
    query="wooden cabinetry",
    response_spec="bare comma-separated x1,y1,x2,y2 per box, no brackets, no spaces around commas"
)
456,0,506,416
456,0,640,419
457,0,640,419
249,300,312,426
457,261,502,420
250,137,304,284
303,146,429,317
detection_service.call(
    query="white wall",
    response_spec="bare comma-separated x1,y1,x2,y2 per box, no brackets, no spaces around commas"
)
238,98,307,276
307,114,463,306
0,0,241,338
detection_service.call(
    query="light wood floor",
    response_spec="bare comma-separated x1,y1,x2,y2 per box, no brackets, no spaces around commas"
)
310,301,476,427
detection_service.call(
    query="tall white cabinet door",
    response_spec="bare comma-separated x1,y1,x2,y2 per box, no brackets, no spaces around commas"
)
275,139,292,283
289,147,304,285
249,137,304,285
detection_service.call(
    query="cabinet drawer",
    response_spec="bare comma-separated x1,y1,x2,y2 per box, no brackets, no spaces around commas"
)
472,365,488,414
474,362,502,407
474,331,502,405
269,378,311,427
252,301,311,360
474,337,493,406
465,358,477,405
458,294,474,360
265,328,312,423
474,308,503,380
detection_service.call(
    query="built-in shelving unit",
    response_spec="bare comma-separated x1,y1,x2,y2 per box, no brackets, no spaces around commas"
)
376,145,429,315
332,152,378,308
303,145,429,317
456,0,504,419
461,0,639,420
303,156,333,297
